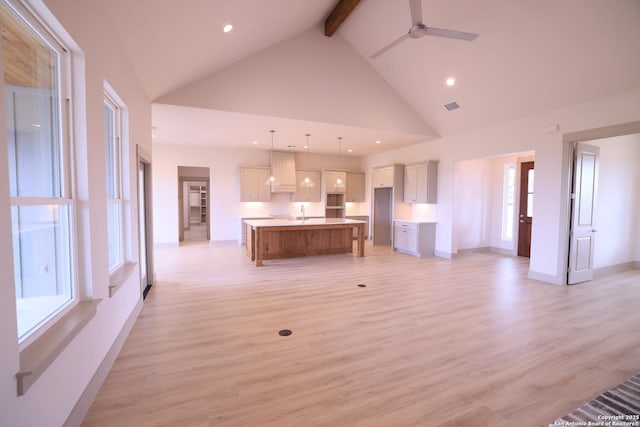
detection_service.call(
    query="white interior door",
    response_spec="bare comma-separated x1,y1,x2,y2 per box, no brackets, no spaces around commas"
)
568,143,600,284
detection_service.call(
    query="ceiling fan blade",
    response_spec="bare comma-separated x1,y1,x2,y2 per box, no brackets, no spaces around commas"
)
425,27,478,41
370,33,410,59
409,0,422,26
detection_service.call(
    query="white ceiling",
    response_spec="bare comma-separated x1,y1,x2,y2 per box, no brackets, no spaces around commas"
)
102,0,640,156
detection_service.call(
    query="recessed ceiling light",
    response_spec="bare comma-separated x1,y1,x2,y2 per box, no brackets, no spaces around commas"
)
375,140,381,144
252,140,259,145
223,24,233,33
446,77,455,86
303,145,308,149
348,149,353,153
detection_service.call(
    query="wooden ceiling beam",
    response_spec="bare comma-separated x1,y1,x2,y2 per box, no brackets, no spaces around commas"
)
324,0,361,37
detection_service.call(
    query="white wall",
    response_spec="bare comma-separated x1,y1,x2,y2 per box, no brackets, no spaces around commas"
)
364,88,640,283
453,158,493,250
0,0,151,425
590,134,640,268
152,144,365,244
451,153,533,253
158,27,434,137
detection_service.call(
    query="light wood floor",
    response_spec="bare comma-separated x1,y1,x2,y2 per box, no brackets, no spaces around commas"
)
83,242,640,426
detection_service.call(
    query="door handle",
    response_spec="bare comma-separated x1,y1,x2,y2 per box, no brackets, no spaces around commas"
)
519,220,525,223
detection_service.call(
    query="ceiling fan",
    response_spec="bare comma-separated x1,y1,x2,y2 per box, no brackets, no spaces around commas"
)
370,0,478,59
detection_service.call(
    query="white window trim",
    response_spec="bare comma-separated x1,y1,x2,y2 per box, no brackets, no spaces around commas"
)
501,163,516,242
104,93,125,274
3,0,80,349
3,0,100,397
103,82,135,296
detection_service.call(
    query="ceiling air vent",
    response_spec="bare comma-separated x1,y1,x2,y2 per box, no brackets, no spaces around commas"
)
444,102,460,111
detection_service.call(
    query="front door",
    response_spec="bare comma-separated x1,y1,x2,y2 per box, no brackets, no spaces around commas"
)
568,143,600,284
517,161,534,257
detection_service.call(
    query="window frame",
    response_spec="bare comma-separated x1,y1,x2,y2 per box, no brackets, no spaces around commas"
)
501,163,516,242
103,81,134,297
3,0,79,349
104,91,125,274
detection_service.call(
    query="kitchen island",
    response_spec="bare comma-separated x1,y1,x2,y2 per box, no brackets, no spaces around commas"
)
244,218,366,266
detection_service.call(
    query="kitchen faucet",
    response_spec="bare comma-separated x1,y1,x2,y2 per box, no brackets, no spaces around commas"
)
300,205,305,221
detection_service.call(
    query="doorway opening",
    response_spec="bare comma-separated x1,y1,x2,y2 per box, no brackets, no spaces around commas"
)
517,161,534,257
177,166,210,243
137,146,154,299
452,151,534,256
562,123,640,284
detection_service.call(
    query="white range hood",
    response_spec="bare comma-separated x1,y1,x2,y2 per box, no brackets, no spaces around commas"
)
269,151,296,193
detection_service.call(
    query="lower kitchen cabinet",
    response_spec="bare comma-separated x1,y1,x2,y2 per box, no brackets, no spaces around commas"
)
393,221,436,257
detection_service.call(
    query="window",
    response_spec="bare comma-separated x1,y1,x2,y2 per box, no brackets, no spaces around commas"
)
2,0,75,343
501,163,516,241
104,93,124,272
526,168,534,217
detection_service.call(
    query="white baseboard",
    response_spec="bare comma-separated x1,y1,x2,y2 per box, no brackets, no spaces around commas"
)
593,262,638,278
434,250,453,259
528,270,564,285
455,247,515,256
489,247,515,256
63,298,143,427
457,247,490,254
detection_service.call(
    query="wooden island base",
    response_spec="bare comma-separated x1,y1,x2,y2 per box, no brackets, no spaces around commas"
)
244,219,365,266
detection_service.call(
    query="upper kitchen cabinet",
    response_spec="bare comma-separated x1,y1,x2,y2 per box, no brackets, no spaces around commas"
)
240,167,271,202
371,166,394,188
404,161,438,204
293,170,321,202
325,170,347,194
269,151,296,193
346,172,365,202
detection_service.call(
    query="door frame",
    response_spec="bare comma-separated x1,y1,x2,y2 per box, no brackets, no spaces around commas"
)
177,175,210,242
137,145,154,298
517,161,534,257
559,120,640,285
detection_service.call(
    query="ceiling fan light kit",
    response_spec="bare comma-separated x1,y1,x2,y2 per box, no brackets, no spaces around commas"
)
370,0,478,59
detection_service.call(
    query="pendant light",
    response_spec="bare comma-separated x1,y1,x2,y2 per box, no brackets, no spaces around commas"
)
265,129,279,187
335,137,345,188
300,133,315,187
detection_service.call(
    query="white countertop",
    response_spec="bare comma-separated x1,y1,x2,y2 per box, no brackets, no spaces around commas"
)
245,218,366,227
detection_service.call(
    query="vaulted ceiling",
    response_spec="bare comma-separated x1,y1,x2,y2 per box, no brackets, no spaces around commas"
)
101,0,640,155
